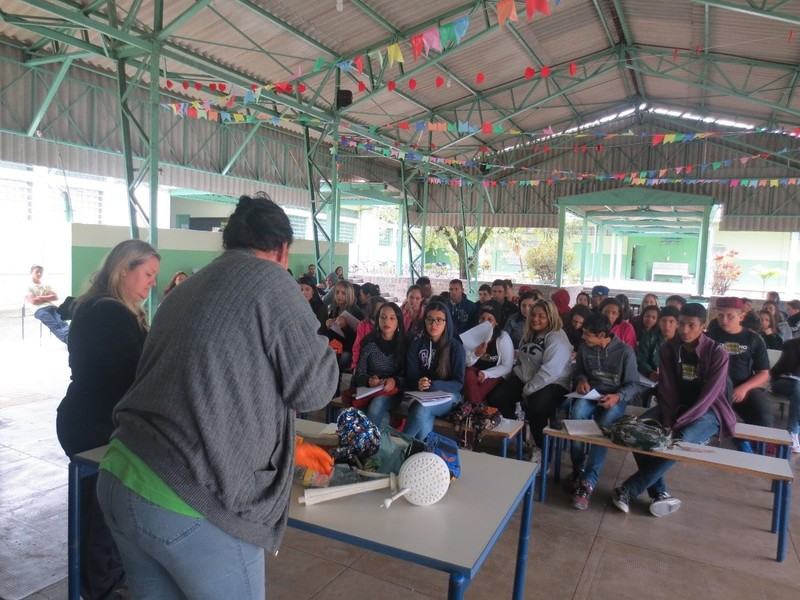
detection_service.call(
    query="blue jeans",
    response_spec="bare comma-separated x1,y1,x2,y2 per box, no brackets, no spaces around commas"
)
404,393,460,441
96,471,265,600
622,407,719,498
771,378,800,435
366,394,402,429
569,397,628,486
34,306,69,343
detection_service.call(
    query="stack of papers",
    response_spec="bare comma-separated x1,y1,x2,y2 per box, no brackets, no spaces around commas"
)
404,391,453,407
562,419,603,436
565,389,603,401
355,385,384,400
459,321,493,353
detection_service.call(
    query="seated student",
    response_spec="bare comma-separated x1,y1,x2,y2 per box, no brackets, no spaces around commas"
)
787,300,800,335
636,305,662,380
325,280,364,370
404,302,466,440
665,295,686,310
304,263,317,281
164,271,189,296
491,279,518,326
354,302,407,429
490,300,572,450
763,300,793,341
464,302,514,405
504,291,537,349
615,294,634,322
401,285,425,337
767,291,788,318
351,296,386,370
770,337,800,453
478,284,492,304
551,288,571,319
600,297,637,348
758,309,784,350
570,312,639,510
504,279,516,304
590,285,609,311
637,306,679,382
632,293,660,339
707,297,773,451
415,276,433,303
575,291,591,308
447,279,477,335
357,282,381,313
25,265,70,343
299,275,328,330
564,305,592,353
612,303,736,517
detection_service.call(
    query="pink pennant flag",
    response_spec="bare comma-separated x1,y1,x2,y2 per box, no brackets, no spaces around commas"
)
730,179,740,188
675,166,684,174
659,169,668,177
739,156,750,165
422,27,442,54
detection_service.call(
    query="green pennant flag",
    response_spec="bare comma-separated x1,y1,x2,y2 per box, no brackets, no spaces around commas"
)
313,57,326,73
493,123,505,134
712,161,722,170
439,24,457,47
447,122,456,132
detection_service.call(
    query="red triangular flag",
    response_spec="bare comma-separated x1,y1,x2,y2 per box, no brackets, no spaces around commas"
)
569,62,577,76
435,75,445,88
166,80,174,89
182,81,189,89
398,121,410,129
524,67,535,79
411,34,425,61
209,83,217,91
297,83,306,93
541,65,551,78
354,55,364,74
408,78,417,90
476,72,485,84
218,84,226,92
652,134,665,146
526,0,535,20
387,80,396,91
482,122,493,134
536,0,550,17
358,81,367,92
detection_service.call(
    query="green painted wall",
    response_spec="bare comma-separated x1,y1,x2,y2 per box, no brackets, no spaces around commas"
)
289,252,349,279
625,236,699,281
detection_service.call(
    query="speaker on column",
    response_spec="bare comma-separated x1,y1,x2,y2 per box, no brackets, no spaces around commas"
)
336,89,353,109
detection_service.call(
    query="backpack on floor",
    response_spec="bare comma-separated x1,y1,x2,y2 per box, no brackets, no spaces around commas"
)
602,416,672,452
446,402,502,450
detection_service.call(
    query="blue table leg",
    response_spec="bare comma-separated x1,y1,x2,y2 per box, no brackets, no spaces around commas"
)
448,572,468,600
538,434,551,502
553,438,562,483
777,481,791,562
501,437,508,458
512,482,535,600
771,476,783,534
68,461,80,600
516,431,524,461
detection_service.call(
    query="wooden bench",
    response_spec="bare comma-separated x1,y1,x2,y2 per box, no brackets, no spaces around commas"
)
326,396,527,459
651,261,692,282
540,424,794,561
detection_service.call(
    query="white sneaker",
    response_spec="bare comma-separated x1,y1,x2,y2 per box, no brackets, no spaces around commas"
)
791,432,800,454
530,447,542,464
649,492,682,517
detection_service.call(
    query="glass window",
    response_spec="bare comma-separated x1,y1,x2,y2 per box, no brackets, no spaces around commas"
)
0,178,33,222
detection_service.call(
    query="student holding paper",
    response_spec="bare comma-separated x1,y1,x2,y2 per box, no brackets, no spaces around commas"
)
404,301,466,440
353,303,406,428
464,302,514,405
570,312,639,511
612,303,735,517
325,280,364,370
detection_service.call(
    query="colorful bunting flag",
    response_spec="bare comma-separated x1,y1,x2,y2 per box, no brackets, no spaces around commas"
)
411,33,425,60
439,23,457,47
422,27,442,54
453,16,470,43
387,43,405,66
353,55,364,74
497,0,519,26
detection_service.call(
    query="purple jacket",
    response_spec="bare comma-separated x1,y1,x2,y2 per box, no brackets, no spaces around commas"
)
657,334,736,438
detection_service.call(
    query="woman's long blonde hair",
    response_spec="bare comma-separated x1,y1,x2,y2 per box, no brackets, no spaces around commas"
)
521,300,563,344
79,239,160,330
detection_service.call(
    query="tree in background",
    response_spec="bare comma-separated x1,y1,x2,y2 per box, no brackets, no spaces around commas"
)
425,226,493,279
523,230,575,284
711,250,742,295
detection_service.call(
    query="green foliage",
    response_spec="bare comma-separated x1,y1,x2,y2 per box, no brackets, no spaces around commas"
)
523,230,574,284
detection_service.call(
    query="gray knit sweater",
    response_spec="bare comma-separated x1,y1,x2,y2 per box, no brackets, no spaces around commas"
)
112,249,339,551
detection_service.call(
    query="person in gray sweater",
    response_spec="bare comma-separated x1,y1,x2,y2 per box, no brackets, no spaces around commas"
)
569,312,639,511
96,195,339,600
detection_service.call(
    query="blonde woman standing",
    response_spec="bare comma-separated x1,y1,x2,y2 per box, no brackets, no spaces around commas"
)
57,239,160,600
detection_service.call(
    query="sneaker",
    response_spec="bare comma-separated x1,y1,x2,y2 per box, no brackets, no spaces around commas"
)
791,433,800,454
612,486,630,514
529,447,542,464
572,480,594,511
649,492,681,517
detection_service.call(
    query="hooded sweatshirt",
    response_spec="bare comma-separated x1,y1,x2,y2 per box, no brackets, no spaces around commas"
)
405,305,466,395
514,328,573,396
657,334,736,438
551,289,571,317
575,334,639,404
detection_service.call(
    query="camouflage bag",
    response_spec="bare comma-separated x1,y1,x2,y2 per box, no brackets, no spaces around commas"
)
603,416,672,452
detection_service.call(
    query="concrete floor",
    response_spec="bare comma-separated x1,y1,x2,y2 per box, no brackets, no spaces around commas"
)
1,309,799,600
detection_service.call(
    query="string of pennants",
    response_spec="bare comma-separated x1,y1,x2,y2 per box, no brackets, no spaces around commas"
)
423,175,800,190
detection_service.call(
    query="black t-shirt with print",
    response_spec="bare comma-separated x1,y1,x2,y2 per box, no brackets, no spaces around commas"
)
677,346,703,413
707,328,769,386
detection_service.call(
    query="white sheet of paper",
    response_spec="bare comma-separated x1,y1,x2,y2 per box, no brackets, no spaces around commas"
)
563,419,603,436
639,374,657,388
404,391,453,407
564,389,603,401
355,385,384,400
329,323,345,337
459,321,493,353
340,310,362,331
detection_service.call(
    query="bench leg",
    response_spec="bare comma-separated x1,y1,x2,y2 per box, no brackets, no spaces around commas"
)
538,434,551,502
777,481,791,562
553,438,562,483
515,431,524,460
448,572,468,600
512,482,535,600
68,462,81,600
501,437,508,458
771,477,784,534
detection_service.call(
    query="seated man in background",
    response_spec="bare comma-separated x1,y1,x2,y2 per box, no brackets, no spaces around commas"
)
478,284,492,304
612,303,734,517
447,279,477,335
570,313,639,510
491,279,518,326
707,297,772,452
25,264,69,344
590,285,609,311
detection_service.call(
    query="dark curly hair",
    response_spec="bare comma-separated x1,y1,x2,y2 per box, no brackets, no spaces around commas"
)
222,193,293,252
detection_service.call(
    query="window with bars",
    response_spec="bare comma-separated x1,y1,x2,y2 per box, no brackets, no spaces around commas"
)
288,214,308,239
378,227,394,247
0,178,34,222
339,221,356,243
69,188,104,224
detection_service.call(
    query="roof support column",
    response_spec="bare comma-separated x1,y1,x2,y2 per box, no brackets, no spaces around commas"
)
696,205,712,296
27,57,73,137
555,204,566,287
580,216,589,285
147,0,163,320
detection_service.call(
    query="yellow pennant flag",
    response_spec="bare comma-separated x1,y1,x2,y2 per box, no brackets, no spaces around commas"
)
387,43,405,66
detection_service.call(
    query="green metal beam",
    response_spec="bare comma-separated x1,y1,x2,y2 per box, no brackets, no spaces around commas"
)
157,0,212,41
555,204,566,286
692,0,800,25
25,51,93,66
585,209,706,217
696,204,712,294
610,0,647,99
26,56,73,136
221,122,262,175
